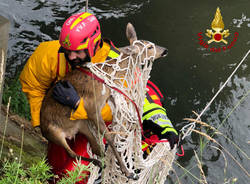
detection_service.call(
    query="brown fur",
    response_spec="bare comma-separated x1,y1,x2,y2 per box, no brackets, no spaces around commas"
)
40,23,167,179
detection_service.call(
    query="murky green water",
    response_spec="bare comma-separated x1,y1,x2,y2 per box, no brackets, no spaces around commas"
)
1,0,249,183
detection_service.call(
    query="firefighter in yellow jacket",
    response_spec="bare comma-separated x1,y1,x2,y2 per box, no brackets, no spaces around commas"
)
19,12,120,183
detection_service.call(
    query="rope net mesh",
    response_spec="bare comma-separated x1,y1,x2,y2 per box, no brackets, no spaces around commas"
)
86,40,176,184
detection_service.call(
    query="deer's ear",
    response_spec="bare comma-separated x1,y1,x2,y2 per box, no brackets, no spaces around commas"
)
126,23,137,45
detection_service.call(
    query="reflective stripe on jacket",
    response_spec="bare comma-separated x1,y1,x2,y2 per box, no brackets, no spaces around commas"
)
20,40,120,127
143,95,173,129
143,82,177,135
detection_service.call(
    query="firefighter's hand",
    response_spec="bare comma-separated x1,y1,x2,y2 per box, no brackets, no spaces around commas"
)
52,80,80,110
143,120,179,149
162,131,179,150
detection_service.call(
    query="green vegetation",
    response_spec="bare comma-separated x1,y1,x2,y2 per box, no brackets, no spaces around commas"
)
0,158,90,184
57,160,91,184
0,158,52,184
2,74,31,120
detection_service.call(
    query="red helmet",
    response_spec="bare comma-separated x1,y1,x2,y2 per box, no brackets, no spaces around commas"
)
59,12,101,57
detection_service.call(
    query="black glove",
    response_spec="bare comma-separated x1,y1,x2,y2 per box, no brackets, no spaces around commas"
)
162,131,179,150
143,119,178,149
52,80,80,110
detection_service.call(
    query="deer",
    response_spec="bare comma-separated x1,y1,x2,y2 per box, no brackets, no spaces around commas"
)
40,23,168,180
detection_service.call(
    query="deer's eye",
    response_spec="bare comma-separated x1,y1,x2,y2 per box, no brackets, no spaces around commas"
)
148,46,153,49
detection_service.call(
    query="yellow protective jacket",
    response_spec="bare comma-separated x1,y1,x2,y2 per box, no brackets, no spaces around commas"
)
20,40,120,127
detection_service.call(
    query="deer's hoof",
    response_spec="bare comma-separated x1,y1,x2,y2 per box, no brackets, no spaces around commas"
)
127,173,139,180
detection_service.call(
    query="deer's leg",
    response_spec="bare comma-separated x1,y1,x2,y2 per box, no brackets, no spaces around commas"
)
95,118,138,180
83,92,137,179
79,121,103,157
44,126,102,167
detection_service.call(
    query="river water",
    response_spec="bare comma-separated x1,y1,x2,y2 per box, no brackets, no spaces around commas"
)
0,0,249,183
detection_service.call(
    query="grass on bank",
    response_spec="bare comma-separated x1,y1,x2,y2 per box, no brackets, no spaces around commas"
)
0,157,91,184
0,158,52,184
2,74,31,120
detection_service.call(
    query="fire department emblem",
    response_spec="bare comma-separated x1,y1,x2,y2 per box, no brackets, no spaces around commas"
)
206,7,230,44
62,34,71,48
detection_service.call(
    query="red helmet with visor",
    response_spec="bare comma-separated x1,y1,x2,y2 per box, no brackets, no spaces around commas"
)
59,12,101,57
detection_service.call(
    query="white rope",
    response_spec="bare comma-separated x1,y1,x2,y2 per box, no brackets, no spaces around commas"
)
85,40,176,183
181,49,250,140
85,0,88,12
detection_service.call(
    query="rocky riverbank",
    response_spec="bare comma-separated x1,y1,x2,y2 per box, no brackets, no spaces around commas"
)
0,105,47,167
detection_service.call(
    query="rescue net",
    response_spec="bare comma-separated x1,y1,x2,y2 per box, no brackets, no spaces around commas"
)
86,40,176,184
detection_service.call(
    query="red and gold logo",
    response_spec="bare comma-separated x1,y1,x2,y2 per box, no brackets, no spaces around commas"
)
206,7,230,44
197,7,238,52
